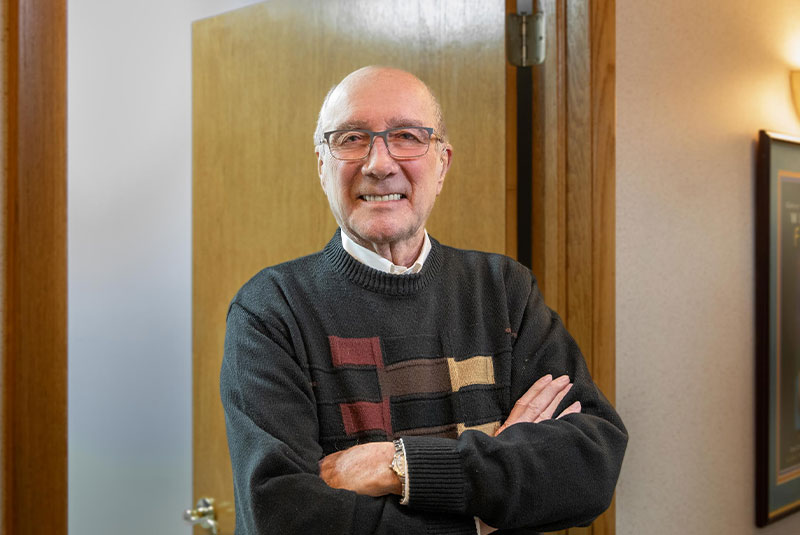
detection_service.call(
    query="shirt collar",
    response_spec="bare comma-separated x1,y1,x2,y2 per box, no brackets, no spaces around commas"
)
340,230,431,275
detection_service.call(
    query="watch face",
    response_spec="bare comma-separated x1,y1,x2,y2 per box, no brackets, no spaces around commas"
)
391,454,406,477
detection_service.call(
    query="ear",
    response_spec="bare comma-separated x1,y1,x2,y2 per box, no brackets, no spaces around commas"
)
316,146,326,186
435,143,453,195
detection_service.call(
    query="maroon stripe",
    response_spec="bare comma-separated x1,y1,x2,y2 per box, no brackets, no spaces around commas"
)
328,336,383,368
340,399,392,435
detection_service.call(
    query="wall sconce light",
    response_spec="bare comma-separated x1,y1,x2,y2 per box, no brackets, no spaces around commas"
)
792,71,800,119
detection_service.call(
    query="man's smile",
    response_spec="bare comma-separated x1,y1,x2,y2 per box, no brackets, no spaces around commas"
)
359,193,406,202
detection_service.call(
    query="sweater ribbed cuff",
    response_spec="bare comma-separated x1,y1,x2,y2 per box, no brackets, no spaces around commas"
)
402,436,467,514
424,515,478,535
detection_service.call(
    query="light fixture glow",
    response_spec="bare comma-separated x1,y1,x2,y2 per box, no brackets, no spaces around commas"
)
792,71,800,120
787,34,800,67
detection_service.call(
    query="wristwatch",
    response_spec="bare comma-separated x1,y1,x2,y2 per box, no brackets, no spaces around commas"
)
390,439,410,505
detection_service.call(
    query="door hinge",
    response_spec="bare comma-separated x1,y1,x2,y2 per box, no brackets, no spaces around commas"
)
507,1,545,67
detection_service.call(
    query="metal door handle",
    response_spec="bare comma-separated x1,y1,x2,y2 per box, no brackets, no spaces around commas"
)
184,497,218,534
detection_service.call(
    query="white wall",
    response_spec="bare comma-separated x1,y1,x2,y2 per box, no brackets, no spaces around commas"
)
616,1,800,533
67,1,262,534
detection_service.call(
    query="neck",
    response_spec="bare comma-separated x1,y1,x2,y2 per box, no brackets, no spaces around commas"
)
350,231,425,268
324,231,444,297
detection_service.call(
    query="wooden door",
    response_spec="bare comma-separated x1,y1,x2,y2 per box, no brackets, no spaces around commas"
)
192,1,617,534
192,1,507,533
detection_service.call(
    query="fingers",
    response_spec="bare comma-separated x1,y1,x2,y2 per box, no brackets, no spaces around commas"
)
556,400,582,419
496,374,554,435
495,374,572,435
534,382,573,423
515,373,556,406
477,519,498,535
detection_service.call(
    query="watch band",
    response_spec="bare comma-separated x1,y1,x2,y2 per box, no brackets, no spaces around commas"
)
391,438,410,505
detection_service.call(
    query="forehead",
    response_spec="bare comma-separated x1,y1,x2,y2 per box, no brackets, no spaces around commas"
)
323,71,437,131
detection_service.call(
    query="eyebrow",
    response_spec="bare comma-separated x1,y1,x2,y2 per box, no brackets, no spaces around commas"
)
331,116,428,131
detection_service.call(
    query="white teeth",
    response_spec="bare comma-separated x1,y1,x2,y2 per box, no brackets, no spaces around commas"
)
362,194,402,202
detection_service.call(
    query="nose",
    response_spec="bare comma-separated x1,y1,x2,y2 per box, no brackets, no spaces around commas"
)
361,135,398,179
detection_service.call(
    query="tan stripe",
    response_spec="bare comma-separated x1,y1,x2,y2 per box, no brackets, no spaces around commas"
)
447,355,495,391
457,421,500,436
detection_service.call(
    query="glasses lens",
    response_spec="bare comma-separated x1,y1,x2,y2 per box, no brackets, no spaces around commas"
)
328,131,371,159
326,127,433,160
386,127,432,158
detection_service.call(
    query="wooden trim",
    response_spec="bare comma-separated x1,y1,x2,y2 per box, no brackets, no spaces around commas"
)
532,0,568,315
589,1,616,534
2,1,68,533
564,4,593,534
0,0,6,521
506,0,518,259
590,0,616,420
530,1,616,534
565,0,593,362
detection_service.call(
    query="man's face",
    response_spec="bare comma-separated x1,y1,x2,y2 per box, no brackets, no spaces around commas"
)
316,69,452,252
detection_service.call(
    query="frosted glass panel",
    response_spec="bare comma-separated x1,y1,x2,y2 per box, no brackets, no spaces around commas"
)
67,1,262,534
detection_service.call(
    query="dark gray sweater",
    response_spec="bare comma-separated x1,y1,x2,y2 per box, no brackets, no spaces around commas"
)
221,231,627,534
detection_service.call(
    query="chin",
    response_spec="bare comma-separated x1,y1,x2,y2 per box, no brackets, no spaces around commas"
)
352,224,416,246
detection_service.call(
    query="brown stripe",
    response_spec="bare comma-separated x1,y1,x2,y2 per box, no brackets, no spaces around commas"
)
396,423,459,439
447,356,495,391
378,358,451,397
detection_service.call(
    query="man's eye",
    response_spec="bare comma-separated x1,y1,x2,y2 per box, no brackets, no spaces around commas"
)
390,129,423,143
336,132,368,145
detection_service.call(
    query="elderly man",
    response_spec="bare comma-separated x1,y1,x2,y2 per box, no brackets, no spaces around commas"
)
221,66,627,535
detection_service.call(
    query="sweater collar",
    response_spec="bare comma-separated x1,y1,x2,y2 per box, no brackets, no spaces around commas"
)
340,229,431,275
323,229,444,296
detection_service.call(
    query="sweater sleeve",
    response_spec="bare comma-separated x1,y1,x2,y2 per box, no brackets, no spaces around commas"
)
400,274,628,532
221,301,478,535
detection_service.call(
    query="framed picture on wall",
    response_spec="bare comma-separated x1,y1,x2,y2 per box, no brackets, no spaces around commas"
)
756,130,800,526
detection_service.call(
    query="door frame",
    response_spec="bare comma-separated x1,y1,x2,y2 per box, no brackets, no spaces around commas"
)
0,1,614,534
509,1,617,533
538,2,617,533
1,1,68,534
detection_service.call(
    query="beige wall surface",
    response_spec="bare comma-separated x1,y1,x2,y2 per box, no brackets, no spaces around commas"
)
617,1,800,533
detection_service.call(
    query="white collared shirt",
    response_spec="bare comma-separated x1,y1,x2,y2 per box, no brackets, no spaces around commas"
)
341,230,431,275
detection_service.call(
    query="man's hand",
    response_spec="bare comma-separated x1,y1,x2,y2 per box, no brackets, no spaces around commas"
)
478,518,498,534
319,442,401,496
495,374,582,435
320,374,581,498
475,375,580,532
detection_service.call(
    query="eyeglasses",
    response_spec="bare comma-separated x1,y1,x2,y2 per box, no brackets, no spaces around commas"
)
319,126,439,161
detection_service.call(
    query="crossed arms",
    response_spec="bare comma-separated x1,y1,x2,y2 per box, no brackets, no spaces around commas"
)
320,374,583,534
319,373,581,497
221,258,627,534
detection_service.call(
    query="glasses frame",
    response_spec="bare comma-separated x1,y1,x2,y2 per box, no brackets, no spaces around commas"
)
319,126,439,161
